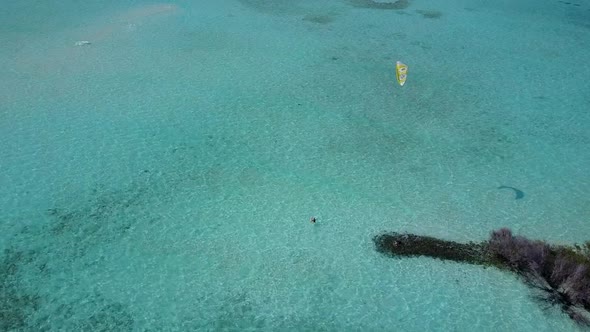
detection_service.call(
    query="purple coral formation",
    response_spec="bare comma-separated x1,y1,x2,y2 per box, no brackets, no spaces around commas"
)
488,228,550,274
488,228,590,324
374,228,590,325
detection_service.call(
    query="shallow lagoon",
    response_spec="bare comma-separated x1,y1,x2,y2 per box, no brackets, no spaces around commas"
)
1,0,589,330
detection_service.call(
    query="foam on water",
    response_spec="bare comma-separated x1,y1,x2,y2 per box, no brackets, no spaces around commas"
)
1,0,589,330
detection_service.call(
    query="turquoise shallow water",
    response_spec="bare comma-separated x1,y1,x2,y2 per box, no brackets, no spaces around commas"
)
1,0,590,330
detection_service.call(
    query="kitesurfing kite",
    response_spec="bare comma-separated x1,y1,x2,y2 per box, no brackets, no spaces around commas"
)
395,61,408,86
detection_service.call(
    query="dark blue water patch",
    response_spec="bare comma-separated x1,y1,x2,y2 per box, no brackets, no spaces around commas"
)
0,248,42,331
349,0,410,10
558,0,582,7
415,9,443,19
498,185,525,200
302,14,336,24
0,176,157,329
1,227,136,331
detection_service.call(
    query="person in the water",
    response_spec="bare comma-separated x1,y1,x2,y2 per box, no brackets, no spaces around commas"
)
310,216,316,224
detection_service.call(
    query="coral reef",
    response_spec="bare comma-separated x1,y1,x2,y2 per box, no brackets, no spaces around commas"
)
374,229,590,325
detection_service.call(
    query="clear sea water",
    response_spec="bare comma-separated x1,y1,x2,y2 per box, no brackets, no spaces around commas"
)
1,0,589,331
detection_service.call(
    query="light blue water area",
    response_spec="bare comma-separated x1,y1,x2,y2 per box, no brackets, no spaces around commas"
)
1,0,589,330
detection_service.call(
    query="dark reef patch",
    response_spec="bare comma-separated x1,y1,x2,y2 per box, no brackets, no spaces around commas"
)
558,0,582,7
374,229,590,325
374,233,487,265
302,14,335,24
0,248,42,331
349,0,410,10
416,9,442,19
1,178,157,329
43,182,154,260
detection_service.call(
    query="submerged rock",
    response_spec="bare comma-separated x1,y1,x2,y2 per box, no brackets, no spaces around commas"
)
374,232,488,265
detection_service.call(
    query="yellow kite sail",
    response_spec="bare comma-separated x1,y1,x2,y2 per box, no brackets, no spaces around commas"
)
395,61,408,86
